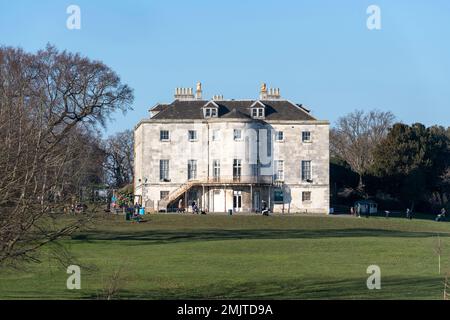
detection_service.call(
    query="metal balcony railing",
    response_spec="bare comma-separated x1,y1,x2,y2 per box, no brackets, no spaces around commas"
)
206,175,274,184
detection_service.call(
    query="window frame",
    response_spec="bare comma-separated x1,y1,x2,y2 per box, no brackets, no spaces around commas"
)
273,188,284,203
212,159,220,180
275,131,284,142
302,191,312,202
160,191,169,200
302,131,311,143
203,107,218,118
301,160,312,182
233,159,242,180
160,130,170,141
188,159,197,180
233,129,242,141
274,160,284,181
159,159,170,181
251,107,265,118
212,129,220,141
188,130,198,141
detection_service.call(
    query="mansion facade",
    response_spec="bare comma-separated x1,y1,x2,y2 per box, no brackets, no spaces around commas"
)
134,83,329,214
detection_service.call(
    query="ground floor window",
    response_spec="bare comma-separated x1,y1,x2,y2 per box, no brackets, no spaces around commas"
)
160,191,169,200
188,190,198,206
274,188,284,203
302,191,311,202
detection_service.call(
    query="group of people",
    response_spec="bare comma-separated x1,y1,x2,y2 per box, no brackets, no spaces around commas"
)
349,205,447,221
176,199,271,215
178,200,207,214
404,207,447,221
350,206,366,218
127,202,143,222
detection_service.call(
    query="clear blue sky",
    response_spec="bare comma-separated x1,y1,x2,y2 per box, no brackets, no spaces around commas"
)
1,0,449,136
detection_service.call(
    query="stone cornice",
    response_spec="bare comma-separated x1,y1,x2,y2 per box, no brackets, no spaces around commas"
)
135,119,329,130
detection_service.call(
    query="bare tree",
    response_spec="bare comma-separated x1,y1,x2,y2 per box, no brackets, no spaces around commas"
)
103,130,134,188
0,45,133,265
97,265,127,300
330,109,395,191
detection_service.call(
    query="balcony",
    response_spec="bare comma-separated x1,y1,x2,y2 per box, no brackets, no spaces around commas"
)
206,175,273,185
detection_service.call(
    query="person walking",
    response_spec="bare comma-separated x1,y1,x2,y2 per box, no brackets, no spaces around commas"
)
436,208,446,222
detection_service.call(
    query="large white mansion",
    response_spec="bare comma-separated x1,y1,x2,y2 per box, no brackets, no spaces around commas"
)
134,83,329,214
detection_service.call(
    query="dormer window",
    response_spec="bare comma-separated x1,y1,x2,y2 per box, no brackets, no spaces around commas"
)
204,107,217,118
251,108,264,118
203,101,219,118
250,101,266,119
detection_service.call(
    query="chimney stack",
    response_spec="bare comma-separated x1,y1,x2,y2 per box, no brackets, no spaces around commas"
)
195,82,202,100
260,83,281,100
259,82,268,99
174,85,195,100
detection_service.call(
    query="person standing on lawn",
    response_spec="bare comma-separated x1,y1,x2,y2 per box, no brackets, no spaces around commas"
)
134,202,140,215
178,199,183,213
406,208,411,219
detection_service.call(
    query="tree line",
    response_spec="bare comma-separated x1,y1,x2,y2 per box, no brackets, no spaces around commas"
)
331,110,450,213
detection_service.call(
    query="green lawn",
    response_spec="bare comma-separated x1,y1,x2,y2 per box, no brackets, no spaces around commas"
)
1,214,450,299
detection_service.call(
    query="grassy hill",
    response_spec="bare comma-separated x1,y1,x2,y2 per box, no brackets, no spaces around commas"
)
1,214,449,299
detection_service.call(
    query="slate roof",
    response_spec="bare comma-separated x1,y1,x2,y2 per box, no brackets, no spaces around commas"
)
151,104,168,111
150,99,317,121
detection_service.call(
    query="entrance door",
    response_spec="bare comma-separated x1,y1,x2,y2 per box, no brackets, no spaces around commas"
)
212,189,224,212
253,191,260,212
233,191,242,212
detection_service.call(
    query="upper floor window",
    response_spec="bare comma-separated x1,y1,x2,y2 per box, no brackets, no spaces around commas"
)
302,131,311,143
275,131,284,141
251,108,264,118
233,159,242,180
160,130,169,141
301,160,312,182
212,129,220,141
188,130,197,141
274,160,284,181
160,159,169,181
233,129,242,141
212,159,220,180
204,107,218,118
188,160,197,180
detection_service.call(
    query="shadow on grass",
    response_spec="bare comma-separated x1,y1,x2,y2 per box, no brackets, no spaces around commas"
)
72,228,450,244
81,275,443,300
